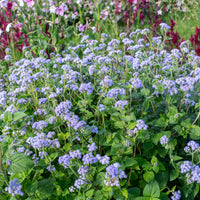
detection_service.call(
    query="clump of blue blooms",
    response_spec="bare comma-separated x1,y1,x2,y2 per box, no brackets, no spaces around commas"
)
5,178,24,196
104,163,127,187
171,190,181,200
160,135,169,145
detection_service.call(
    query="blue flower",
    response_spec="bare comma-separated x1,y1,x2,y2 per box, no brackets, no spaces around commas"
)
5,178,24,196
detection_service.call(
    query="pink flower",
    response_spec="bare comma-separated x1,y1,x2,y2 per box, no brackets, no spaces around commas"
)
25,0,34,7
15,23,23,29
56,5,64,16
55,18,59,24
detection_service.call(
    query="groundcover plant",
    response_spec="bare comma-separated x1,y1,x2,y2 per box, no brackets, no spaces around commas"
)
0,25,200,200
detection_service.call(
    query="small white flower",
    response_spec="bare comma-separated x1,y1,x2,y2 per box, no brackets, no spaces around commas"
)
6,23,12,32
158,10,162,15
18,0,24,6
0,0,8,8
0,28,3,36
50,5,56,14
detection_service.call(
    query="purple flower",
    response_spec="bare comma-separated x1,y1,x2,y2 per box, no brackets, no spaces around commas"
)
48,116,56,124
99,104,105,111
55,101,72,117
56,5,64,16
115,100,128,110
129,78,143,89
186,141,199,151
82,153,98,165
180,161,192,173
79,83,93,95
17,98,27,105
47,165,56,172
159,23,170,30
32,121,48,130
39,98,48,105
58,154,71,168
99,155,110,165
104,163,127,187
78,24,85,32
74,176,87,189
78,165,88,176
69,150,82,159
133,119,148,133
87,143,97,152
100,76,113,87
171,190,181,200
91,126,98,134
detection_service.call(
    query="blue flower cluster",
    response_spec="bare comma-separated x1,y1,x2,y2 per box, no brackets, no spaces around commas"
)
171,190,181,200
5,178,24,196
104,163,127,187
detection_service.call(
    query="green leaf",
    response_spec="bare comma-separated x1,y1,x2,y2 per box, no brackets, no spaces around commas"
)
7,153,34,173
114,121,125,129
127,122,137,130
141,88,150,96
181,118,191,128
170,170,179,181
134,197,160,200
37,178,54,198
122,188,128,199
143,180,160,198
94,190,104,200
155,117,168,128
124,157,138,168
124,112,136,122
155,171,168,189
3,111,12,123
128,187,140,199
143,171,155,183
0,174,5,189
190,125,200,140
13,112,26,121
86,189,95,198
194,184,199,198
94,172,105,186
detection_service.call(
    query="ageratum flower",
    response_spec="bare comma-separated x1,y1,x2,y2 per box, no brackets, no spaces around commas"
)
55,101,72,117
99,104,105,112
32,121,48,130
115,100,128,110
159,23,170,30
39,98,48,105
69,150,82,159
107,88,126,99
87,143,97,152
133,119,148,134
5,178,24,196
79,83,93,95
184,141,200,152
74,176,87,189
104,163,127,187
82,153,98,165
129,78,143,89
48,116,56,124
171,190,181,200
58,154,71,168
96,154,110,165
100,76,113,87
46,165,56,172
160,135,169,145
180,161,192,173
77,165,88,176
91,126,98,134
